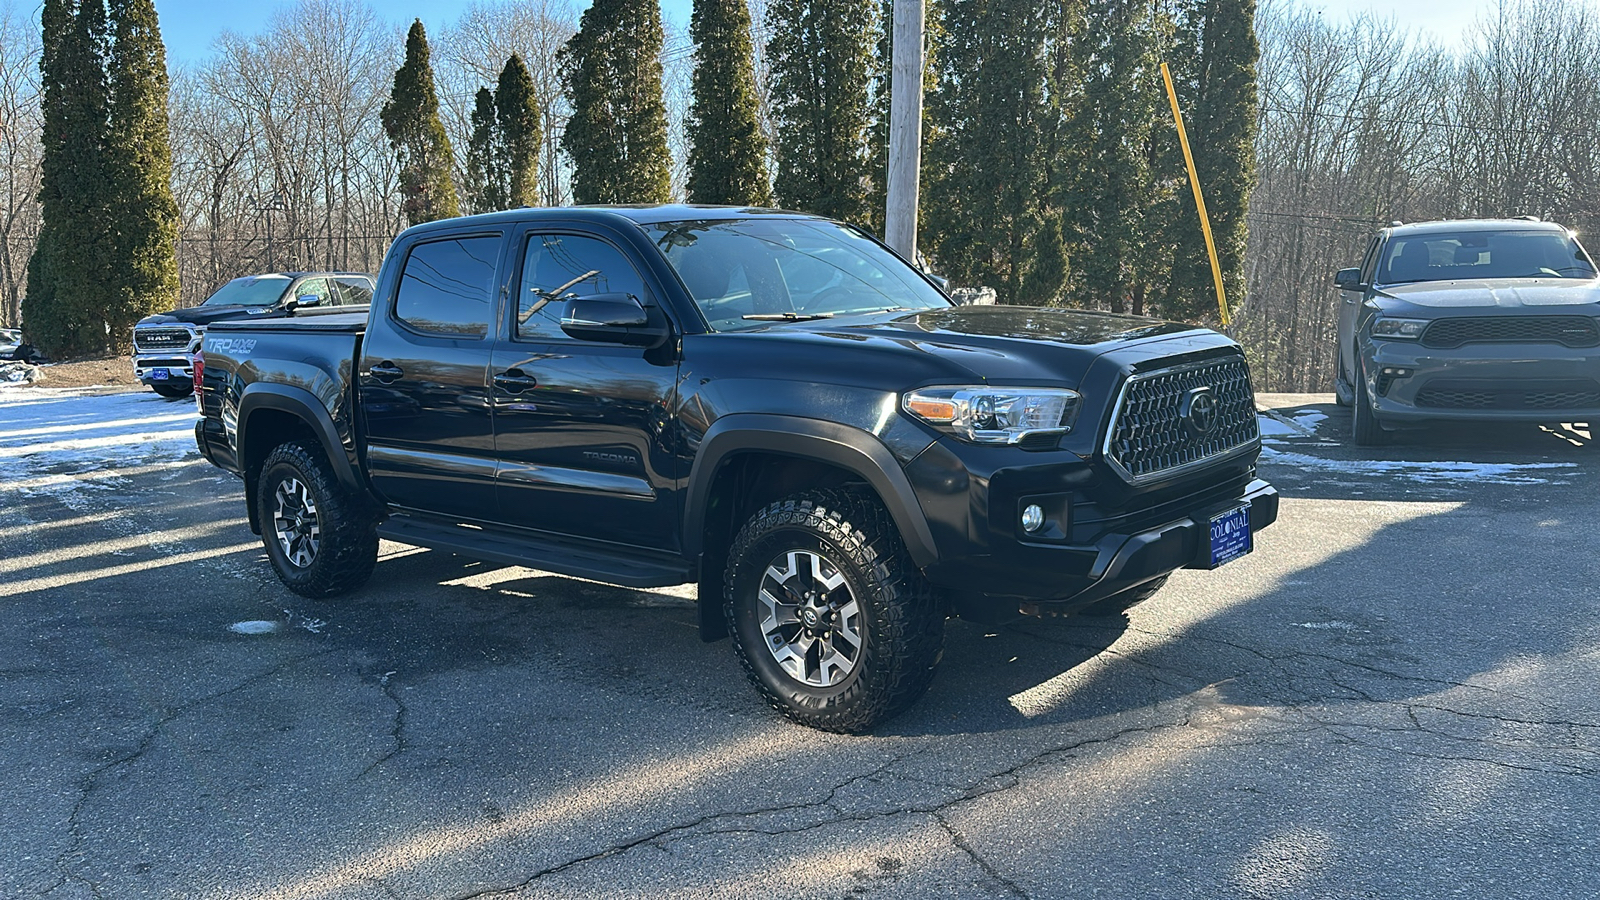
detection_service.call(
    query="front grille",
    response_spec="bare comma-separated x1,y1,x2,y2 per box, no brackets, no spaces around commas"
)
1416,384,1600,410
1420,316,1600,349
134,327,193,352
1105,355,1260,484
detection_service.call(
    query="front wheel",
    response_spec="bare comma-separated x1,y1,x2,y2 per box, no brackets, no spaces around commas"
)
723,489,944,733
1351,357,1392,447
256,442,378,598
151,381,192,398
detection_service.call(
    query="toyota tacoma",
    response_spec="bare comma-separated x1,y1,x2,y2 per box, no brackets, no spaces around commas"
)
194,205,1277,732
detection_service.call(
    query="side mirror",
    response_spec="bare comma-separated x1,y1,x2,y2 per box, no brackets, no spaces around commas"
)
295,294,323,307
928,273,950,290
560,293,668,347
1333,268,1363,291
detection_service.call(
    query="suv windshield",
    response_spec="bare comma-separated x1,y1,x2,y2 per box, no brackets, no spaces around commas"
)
202,275,293,307
1378,230,1598,285
647,218,949,331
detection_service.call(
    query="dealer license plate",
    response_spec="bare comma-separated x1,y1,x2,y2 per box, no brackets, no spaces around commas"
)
151,368,170,381
1207,504,1252,568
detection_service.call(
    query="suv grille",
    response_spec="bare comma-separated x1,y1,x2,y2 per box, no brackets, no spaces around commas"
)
1420,316,1600,349
134,327,193,352
1416,382,1600,410
1105,356,1259,484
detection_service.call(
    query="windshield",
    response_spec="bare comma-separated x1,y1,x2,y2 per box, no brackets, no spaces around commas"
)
1378,230,1598,285
646,218,949,331
202,275,293,307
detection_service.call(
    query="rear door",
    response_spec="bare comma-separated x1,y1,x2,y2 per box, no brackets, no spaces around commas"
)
488,226,684,550
359,230,508,519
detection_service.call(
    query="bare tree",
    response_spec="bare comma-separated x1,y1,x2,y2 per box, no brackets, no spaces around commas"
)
436,0,579,206
0,0,40,327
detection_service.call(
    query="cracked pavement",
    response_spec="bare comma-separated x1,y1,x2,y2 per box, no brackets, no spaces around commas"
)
3,389,1598,898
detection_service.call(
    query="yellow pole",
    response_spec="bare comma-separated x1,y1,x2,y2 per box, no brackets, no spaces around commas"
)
1160,62,1230,329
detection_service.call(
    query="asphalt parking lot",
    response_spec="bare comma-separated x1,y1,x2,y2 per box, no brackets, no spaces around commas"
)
3,388,1597,899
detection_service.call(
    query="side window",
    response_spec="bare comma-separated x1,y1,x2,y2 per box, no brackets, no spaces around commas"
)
394,236,501,338
515,233,648,340
333,276,374,306
294,277,331,307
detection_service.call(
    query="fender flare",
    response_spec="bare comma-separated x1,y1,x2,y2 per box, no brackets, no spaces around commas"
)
683,413,938,568
237,382,364,495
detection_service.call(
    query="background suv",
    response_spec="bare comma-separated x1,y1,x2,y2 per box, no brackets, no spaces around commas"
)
1333,218,1600,444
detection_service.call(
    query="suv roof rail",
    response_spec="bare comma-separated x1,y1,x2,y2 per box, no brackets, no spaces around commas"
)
1388,220,1403,227
1513,214,1541,221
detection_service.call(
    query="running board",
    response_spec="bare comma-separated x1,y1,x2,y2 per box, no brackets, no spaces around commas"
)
377,515,695,588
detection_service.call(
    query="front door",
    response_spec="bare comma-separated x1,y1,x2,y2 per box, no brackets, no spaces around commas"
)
489,228,683,551
359,231,506,519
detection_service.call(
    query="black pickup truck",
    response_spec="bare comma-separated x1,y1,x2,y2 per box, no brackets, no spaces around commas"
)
195,205,1277,732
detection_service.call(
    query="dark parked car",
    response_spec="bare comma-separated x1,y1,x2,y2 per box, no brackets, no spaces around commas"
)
195,205,1277,732
131,272,374,397
1334,218,1600,444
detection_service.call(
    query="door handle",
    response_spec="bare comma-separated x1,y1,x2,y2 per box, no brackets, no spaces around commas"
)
494,370,538,393
369,362,403,382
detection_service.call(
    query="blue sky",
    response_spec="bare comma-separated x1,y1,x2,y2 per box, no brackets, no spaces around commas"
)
155,0,696,64
150,0,1489,65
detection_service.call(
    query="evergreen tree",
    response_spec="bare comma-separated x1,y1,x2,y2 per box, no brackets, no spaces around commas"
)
495,54,541,209
464,87,502,215
1157,0,1258,324
381,21,460,226
104,0,179,343
1061,0,1164,313
560,0,672,205
686,0,770,206
923,0,1065,304
767,0,876,222
25,0,114,356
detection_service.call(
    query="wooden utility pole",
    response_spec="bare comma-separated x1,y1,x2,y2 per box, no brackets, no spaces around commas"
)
885,0,923,261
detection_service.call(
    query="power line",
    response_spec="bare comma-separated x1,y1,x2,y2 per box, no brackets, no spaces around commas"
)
1259,102,1587,141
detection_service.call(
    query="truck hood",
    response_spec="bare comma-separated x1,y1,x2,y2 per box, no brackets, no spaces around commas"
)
136,304,286,327
717,305,1216,386
1376,278,1600,310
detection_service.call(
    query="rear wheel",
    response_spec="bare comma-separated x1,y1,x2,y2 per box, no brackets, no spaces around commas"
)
723,489,944,733
1351,357,1392,447
257,442,377,598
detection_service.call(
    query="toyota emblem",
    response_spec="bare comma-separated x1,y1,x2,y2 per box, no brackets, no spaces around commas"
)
1181,386,1219,436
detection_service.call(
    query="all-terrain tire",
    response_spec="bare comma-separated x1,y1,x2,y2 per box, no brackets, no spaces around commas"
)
723,488,945,733
256,441,378,598
151,381,193,398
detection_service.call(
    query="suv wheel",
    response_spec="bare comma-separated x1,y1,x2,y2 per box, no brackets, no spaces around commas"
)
723,489,944,733
151,382,192,399
257,441,378,598
1351,357,1392,447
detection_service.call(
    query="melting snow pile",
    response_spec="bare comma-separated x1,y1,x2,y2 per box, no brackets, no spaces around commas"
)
0,386,201,497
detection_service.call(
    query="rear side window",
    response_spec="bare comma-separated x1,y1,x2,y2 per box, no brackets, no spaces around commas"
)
394,236,501,337
333,276,374,306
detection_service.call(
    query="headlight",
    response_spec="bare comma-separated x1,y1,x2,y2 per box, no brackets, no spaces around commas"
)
1370,317,1428,339
903,386,1081,444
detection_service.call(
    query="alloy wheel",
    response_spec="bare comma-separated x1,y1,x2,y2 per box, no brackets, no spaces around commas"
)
758,549,863,687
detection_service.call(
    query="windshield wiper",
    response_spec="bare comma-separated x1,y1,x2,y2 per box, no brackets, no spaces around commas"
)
741,311,834,321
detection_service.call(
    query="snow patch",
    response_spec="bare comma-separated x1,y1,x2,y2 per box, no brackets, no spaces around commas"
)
229,620,279,635
1260,445,1575,484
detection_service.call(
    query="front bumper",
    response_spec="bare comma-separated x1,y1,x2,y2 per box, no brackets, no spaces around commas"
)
1362,338,1600,424
916,454,1279,621
133,355,194,386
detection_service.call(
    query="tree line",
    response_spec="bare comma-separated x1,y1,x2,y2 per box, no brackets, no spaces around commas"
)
1,0,1592,394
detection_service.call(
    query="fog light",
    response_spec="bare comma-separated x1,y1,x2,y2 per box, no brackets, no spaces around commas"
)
1021,504,1045,533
